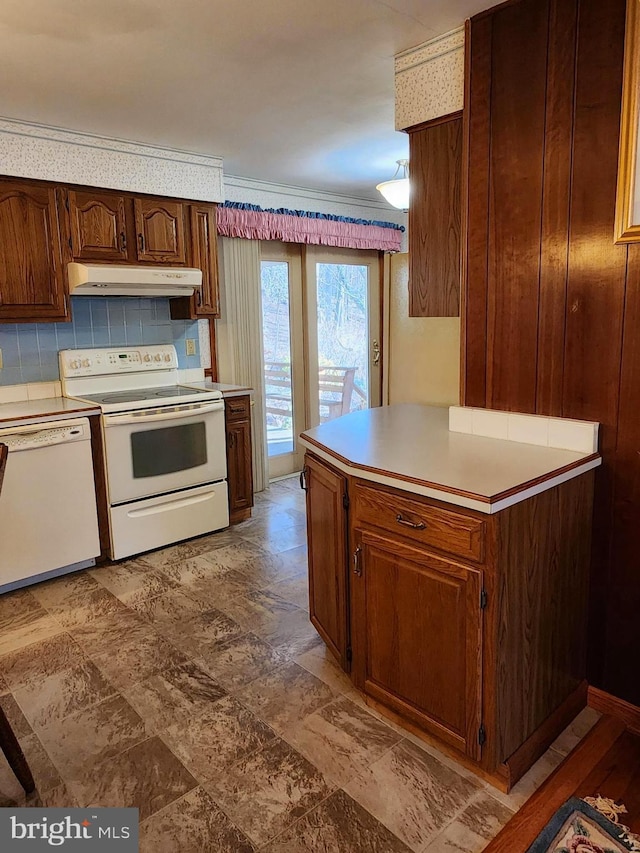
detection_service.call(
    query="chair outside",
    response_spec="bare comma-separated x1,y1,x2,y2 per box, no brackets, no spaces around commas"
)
317,366,366,422
263,362,367,454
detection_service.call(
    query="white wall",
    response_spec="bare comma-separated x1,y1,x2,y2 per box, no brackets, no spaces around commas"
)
385,253,460,407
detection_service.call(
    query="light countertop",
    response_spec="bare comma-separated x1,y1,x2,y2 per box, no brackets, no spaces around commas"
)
299,404,601,514
0,397,101,428
183,381,253,398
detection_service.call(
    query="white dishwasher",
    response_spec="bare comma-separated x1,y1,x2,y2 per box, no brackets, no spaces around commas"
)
0,417,101,593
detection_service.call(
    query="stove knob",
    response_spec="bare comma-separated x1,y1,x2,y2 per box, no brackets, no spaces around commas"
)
70,359,81,370
163,354,171,362
81,358,91,368
154,354,162,362
143,354,152,362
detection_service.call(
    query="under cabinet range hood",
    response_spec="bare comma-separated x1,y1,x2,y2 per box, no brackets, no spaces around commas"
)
68,263,203,297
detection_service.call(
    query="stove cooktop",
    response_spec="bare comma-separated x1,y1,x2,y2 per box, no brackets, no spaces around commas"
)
81,386,212,406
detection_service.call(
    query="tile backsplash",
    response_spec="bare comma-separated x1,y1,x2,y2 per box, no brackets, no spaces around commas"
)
448,405,599,454
0,297,201,386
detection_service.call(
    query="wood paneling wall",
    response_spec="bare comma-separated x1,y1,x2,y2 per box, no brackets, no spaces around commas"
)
462,0,639,704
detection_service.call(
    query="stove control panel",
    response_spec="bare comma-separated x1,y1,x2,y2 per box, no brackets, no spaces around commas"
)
60,345,178,378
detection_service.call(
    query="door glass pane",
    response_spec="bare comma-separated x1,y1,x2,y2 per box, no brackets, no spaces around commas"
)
131,423,207,477
315,263,369,423
261,261,294,457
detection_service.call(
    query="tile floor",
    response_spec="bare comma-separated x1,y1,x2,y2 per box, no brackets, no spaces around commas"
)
0,477,601,851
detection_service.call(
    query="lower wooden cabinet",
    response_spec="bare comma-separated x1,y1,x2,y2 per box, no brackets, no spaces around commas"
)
351,529,483,760
302,450,595,791
224,395,254,522
303,454,349,668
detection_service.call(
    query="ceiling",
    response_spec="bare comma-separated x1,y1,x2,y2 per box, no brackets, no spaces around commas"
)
0,0,491,200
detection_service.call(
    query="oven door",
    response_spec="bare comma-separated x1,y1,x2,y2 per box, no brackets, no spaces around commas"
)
103,400,227,505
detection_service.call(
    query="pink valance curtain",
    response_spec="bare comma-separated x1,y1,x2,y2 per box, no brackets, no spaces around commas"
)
216,205,403,252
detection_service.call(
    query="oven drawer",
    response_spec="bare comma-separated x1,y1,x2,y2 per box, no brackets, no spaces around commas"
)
110,481,229,560
352,482,486,563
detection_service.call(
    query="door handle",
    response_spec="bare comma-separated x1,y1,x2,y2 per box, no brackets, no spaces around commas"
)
353,545,362,576
120,231,127,252
372,339,380,366
138,232,145,254
104,401,223,426
299,466,309,492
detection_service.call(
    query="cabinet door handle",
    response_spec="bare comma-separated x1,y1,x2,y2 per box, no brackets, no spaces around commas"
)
299,466,309,492
396,513,426,530
353,545,362,576
138,232,145,254
120,231,127,252
228,432,235,449
196,288,202,307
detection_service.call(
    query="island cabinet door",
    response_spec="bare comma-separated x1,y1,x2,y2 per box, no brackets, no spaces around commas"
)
351,529,484,760
303,454,350,670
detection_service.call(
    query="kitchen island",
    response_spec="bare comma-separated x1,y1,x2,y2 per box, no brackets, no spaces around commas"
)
299,404,600,791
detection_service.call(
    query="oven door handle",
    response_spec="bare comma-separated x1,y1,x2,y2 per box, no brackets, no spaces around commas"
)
126,489,217,517
104,401,224,427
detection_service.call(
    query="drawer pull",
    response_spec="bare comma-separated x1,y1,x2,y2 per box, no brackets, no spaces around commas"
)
396,513,426,530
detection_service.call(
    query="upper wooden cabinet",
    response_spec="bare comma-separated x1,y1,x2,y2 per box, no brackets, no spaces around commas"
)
408,115,462,317
170,204,221,320
67,190,130,262
66,191,188,266
133,198,187,264
0,175,220,322
0,180,69,322
190,205,220,315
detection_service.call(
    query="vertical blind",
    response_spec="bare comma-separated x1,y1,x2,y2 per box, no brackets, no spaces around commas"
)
216,237,269,493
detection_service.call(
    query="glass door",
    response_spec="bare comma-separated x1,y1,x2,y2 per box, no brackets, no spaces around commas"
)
260,242,305,479
304,246,381,429
260,242,381,479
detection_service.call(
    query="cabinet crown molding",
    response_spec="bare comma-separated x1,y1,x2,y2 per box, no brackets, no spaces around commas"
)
0,116,224,203
394,28,465,130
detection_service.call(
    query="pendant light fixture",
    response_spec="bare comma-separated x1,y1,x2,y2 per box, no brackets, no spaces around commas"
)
376,159,410,210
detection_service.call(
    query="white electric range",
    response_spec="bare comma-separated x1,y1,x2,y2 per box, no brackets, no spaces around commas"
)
60,345,229,560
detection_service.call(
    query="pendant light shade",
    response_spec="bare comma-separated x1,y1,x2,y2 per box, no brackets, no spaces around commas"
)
376,159,410,209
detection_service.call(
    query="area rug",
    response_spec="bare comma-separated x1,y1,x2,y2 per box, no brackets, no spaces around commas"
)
526,797,640,853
